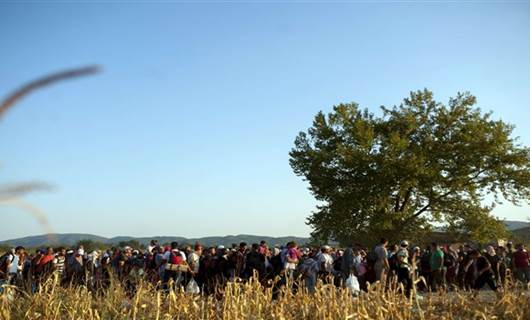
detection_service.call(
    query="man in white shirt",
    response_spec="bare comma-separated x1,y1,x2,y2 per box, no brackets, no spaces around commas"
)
6,246,25,285
146,240,159,255
318,245,335,275
188,243,203,274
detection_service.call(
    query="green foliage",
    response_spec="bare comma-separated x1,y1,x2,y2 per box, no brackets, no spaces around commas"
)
76,239,108,252
0,244,11,255
117,239,145,250
513,226,530,245
290,89,530,246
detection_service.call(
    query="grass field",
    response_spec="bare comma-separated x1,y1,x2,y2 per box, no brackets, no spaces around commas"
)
2,275,529,320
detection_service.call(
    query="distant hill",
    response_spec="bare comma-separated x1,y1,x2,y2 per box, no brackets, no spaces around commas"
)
2,220,527,248
512,227,530,244
504,220,530,231
434,220,529,232
0,233,310,248
0,233,109,248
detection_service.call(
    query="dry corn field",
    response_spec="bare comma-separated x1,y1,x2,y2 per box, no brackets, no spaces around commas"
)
1,277,530,320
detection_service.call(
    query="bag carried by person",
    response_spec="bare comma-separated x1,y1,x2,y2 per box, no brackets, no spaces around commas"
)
388,254,399,271
165,251,189,272
0,252,14,278
345,274,360,295
444,252,456,269
186,278,200,294
146,254,157,270
366,250,378,267
165,263,189,272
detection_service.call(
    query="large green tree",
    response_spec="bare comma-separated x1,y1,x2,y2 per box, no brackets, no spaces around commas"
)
290,90,530,245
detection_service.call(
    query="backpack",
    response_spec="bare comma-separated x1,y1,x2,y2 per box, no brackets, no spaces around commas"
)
444,252,456,268
146,254,157,270
388,254,399,271
0,252,14,276
170,251,183,265
270,254,283,274
366,250,378,266
246,252,262,270
333,256,343,272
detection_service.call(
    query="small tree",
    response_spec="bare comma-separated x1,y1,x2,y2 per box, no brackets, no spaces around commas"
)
290,89,530,245
118,240,144,250
76,239,107,252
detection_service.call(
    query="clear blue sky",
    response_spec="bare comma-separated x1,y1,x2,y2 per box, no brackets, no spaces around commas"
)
1,1,529,240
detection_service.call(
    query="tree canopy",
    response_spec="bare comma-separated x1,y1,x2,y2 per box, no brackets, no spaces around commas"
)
290,90,530,245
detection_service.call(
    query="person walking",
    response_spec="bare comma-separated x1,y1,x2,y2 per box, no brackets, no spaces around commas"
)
512,244,530,284
470,250,497,291
430,242,445,291
396,241,412,297
374,238,389,283
5,246,25,287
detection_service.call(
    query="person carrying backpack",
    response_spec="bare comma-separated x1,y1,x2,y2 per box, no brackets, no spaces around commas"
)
395,241,412,297
298,250,320,294
0,249,15,282
1,246,25,286
245,243,266,280
443,246,458,287
162,242,188,290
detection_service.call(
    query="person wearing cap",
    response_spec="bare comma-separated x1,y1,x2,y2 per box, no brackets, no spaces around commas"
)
396,241,411,296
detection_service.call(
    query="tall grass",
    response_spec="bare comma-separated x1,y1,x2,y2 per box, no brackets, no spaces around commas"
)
2,276,529,320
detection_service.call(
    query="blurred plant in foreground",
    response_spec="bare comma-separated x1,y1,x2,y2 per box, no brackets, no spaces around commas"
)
0,66,99,237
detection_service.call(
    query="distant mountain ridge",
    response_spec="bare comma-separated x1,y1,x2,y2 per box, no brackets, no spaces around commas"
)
504,220,530,231
2,220,528,248
0,233,310,248
513,227,530,243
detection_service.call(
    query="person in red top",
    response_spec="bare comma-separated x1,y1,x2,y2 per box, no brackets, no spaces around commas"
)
33,247,55,285
162,242,187,290
512,244,530,284
38,247,55,268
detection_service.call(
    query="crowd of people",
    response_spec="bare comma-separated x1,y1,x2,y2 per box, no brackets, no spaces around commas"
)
1,238,529,297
